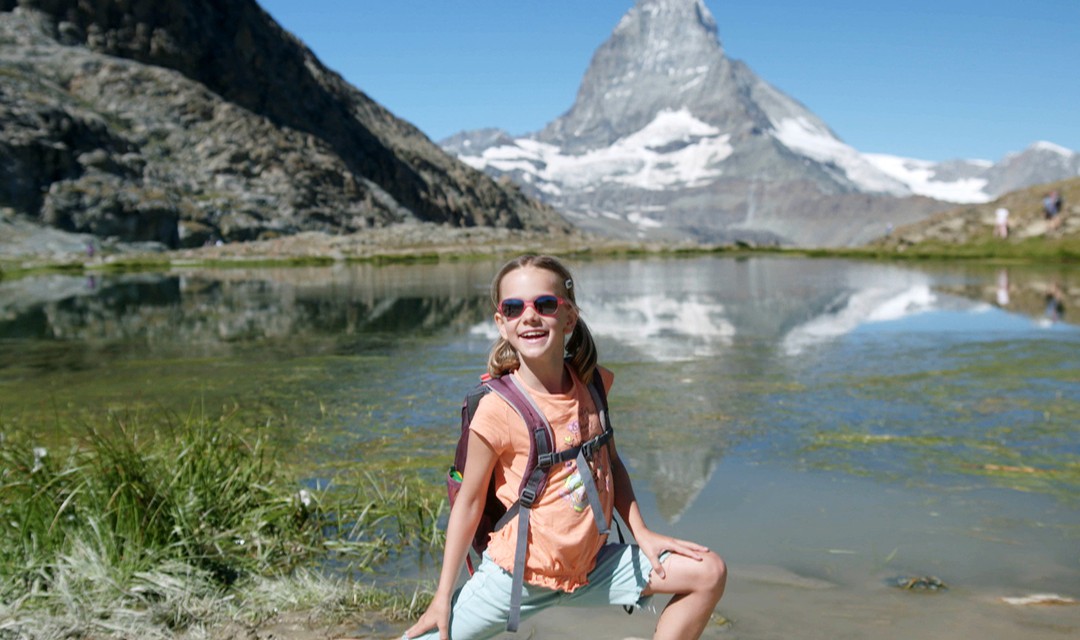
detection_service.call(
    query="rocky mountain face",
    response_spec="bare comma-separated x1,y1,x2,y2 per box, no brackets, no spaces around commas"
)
443,0,1076,248
0,0,568,248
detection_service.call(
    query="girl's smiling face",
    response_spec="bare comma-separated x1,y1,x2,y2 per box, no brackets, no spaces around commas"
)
495,266,577,366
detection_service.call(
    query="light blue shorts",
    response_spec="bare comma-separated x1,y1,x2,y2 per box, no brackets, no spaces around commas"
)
411,543,658,640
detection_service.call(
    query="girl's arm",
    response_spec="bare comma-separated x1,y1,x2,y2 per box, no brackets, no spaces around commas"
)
610,439,707,580
404,430,498,640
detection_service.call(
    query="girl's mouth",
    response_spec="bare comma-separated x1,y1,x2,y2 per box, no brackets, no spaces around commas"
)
519,330,548,341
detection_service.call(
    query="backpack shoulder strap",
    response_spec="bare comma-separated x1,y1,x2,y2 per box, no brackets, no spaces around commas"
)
483,374,555,632
484,374,555,505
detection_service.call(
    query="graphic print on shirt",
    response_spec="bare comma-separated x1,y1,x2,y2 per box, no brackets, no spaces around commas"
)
558,418,588,512
560,464,589,512
559,457,608,513
564,417,581,447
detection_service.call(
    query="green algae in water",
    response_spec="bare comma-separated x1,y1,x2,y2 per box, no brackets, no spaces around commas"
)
784,335,1080,502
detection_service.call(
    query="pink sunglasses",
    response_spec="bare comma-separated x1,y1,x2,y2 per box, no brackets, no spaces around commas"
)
498,295,567,319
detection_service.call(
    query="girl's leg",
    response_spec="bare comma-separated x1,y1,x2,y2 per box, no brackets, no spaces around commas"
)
411,554,560,640
642,550,727,640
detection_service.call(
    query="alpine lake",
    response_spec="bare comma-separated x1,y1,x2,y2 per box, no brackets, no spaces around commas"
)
1,254,1078,639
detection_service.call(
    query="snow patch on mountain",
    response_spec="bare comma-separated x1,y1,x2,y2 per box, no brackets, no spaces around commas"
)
862,141,1080,204
771,117,909,196
458,108,732,192
863,154,991,204
1029,140,1075,157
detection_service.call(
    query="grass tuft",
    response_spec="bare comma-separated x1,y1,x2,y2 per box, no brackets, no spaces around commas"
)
0,410,444,637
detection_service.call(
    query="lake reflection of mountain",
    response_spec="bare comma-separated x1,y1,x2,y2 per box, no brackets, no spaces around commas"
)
5,260,1070,362
2,258,1076,526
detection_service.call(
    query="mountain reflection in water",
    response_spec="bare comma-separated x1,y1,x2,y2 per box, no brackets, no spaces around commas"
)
1,258,1077,528
2,259,1072,358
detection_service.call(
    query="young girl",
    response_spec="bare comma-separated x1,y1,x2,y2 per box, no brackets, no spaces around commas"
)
404,255,726,640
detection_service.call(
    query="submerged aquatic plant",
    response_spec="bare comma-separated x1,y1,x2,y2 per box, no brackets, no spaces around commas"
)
0,409,444,635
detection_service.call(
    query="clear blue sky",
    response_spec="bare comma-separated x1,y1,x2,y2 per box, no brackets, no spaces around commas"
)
257,0,1079,163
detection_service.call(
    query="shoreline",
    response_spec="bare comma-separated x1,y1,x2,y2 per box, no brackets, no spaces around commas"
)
3,222,1079,282
0,223,685,277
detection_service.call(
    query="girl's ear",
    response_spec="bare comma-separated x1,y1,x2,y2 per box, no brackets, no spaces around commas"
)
563,306,578,335
495,312,509,340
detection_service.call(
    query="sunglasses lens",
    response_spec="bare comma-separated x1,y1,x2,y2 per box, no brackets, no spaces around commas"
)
534,295,560,316
500,299,525,318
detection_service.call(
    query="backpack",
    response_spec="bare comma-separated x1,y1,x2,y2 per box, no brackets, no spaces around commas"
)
446,371,614,632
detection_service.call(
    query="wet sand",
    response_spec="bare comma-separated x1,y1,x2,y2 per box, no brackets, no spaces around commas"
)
513,578,1080,640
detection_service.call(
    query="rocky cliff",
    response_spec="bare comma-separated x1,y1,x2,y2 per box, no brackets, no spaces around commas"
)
0,0,568,248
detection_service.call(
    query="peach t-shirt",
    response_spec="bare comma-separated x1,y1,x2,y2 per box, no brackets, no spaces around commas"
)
469,367,615,592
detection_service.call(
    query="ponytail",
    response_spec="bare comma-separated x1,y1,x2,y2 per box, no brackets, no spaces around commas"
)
565,318,598,385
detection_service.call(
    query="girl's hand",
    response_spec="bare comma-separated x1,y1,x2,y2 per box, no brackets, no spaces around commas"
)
403,595,450,640
635,527,709,580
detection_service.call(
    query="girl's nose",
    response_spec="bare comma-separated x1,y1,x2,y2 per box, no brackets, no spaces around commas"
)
519,305,542,321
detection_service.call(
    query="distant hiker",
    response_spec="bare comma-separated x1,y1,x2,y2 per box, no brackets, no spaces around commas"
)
403,255,726,640
994,207,1010,238
1042,192,1055,218
1043,191,1061,230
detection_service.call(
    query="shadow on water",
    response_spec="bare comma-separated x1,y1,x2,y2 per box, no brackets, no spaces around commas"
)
1,256,1078,638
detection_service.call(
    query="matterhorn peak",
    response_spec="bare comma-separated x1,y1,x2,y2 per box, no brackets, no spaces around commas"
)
612,0,723,68
443,0,957,247
538,0,728,150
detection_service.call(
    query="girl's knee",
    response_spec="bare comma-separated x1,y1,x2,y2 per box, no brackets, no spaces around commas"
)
701,551,727,597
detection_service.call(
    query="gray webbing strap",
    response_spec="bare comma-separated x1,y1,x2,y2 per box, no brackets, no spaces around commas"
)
576,447,610,535
582,379,612,535
494,502,518,531
537,429,610,467
506,504,531,632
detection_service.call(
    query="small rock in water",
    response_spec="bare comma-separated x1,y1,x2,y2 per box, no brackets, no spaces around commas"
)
892,575,948,591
